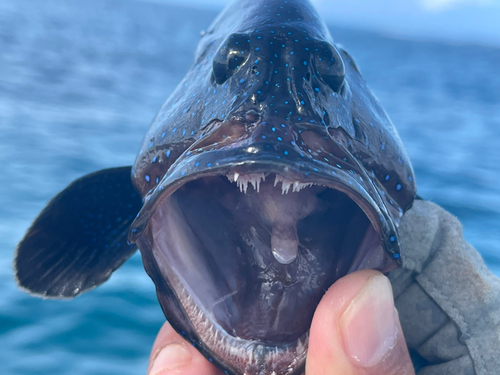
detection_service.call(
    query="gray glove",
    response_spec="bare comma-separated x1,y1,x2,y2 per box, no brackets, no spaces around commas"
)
389,200,500,375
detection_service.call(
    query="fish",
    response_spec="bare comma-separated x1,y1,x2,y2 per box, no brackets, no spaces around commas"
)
14,0,417,374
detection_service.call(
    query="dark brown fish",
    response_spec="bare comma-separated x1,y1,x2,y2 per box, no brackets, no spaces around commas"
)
15,0,417,374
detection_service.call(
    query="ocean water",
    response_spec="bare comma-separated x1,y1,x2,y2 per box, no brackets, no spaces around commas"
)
0,0,499,374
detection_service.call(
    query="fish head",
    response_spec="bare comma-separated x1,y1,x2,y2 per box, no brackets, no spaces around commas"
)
130,1,416,374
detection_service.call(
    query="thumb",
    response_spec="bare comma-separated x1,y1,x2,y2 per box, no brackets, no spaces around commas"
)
306,269,414,375
147,322,222,375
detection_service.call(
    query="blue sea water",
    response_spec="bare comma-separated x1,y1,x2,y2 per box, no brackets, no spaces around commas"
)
0,0,499,374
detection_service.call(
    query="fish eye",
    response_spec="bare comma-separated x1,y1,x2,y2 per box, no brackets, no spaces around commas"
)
212,34,251,85
313,43,345,94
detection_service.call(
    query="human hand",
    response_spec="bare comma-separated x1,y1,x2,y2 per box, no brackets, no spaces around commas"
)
146,269,415,375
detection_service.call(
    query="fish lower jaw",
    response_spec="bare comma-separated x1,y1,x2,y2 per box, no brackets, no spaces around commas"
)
227,173,316,195
173,272,308,375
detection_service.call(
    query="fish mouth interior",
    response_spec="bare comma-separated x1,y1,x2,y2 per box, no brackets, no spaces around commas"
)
150,172,389,347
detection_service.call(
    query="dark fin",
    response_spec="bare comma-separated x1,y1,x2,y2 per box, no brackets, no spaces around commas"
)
14,167,143,298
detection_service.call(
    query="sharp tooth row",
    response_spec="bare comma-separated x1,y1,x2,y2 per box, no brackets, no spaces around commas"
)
274,175,314,194
172,263,308,374
292,181,314,193
227,173,266,193
227,173,315,194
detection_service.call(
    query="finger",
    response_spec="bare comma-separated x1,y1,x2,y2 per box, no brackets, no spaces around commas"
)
306,269,414,375
147,321,223,375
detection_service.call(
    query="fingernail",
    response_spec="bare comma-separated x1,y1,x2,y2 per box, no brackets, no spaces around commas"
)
340,274,398,368
149,342,192,375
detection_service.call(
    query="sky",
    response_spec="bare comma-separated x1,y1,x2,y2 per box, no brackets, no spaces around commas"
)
142,0,500,47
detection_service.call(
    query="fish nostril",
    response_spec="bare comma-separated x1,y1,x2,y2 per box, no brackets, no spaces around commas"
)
245,110,260,122
251,65,258,75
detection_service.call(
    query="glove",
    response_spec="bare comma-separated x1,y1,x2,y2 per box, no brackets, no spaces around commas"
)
390,200,500,375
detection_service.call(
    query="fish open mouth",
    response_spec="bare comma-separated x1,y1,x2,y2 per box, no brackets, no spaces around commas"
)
136,162,399,374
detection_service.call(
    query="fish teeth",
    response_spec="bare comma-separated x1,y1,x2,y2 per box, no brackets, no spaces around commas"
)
229,173,266,193
226,172,240,183
250,173,266,193
229,173,314,194
292,181,313,193
274,175,312,194
281,181,292,195
237,179,249,194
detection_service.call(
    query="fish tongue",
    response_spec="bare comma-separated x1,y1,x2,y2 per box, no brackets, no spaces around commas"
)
271,219,299,264
249,179,321,265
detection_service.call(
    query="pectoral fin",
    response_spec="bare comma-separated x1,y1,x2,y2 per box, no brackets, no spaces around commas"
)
14,167,143,298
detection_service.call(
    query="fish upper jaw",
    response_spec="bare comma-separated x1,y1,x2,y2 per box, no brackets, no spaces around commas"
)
130,115,403,260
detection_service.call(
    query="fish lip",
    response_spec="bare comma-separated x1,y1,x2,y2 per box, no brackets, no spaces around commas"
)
128,146,402,265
